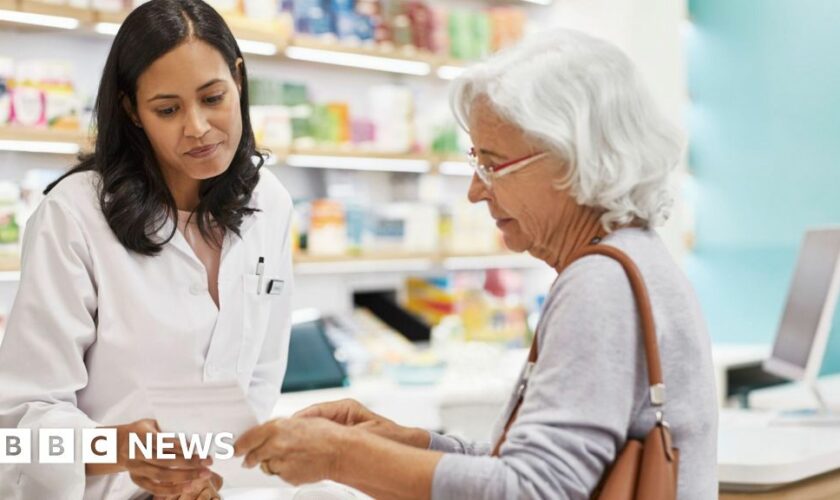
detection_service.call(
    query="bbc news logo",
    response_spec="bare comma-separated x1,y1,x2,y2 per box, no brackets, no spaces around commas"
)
0,429,234,464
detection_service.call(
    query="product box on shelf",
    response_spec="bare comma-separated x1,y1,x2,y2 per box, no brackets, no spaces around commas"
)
489,7,526,52
284,0,527,63
0,170,63,272
440,201,501,255
250,76,421,154
91,0,124,13
242,0,275,20
203,0,237,16
0,58,11,126
67,0,91,9
0,181,19,271
224,11,293,45
409,270,531,346
368,85,414,153
295,195,446,259
291,0,332,36
3,59,83,131
307,198,348,256
363,202,438,255
249,79,311,150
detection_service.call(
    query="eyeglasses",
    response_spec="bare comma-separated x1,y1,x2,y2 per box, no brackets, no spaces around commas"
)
468,147,549,186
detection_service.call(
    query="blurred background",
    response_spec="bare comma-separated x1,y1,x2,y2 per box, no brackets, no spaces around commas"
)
0,0,838,440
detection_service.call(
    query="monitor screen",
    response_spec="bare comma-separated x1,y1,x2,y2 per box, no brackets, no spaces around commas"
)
281,319,347,393
770,228,840,375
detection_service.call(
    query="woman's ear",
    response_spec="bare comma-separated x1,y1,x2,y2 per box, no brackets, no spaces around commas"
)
235,57,244,94
121,95,142,128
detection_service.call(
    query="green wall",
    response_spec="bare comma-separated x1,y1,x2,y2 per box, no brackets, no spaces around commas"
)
686,0,840,373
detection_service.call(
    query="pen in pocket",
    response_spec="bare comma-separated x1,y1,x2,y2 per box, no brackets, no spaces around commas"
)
255,257,264,294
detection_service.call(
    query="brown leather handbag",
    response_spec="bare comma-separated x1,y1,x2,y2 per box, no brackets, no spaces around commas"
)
490,244,679,500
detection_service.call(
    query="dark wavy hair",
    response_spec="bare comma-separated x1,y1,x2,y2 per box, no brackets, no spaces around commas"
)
46,0,262,255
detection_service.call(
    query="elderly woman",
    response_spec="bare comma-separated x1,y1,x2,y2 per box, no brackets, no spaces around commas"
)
234,29,718,499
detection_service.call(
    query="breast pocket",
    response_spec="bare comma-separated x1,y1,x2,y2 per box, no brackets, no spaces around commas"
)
238,274,283,372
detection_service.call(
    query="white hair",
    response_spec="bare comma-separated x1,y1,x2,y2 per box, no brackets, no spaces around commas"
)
450,29,684,230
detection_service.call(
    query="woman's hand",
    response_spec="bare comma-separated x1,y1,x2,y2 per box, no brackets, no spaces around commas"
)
294,399,430,448
152,471,223,500
96,419,216,497
235,415,442,499
233,417,348,486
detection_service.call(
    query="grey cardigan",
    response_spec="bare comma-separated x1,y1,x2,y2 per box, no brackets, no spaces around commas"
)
428,228,718,499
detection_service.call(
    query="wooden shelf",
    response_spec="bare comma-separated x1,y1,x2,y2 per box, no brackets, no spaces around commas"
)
91,8,125,24
0,129,470,177
295,252,436,264
0,126,89,144
293,252,544,275
264,146,466,172
0,129,430,161
290,35,438,64
224,15,288,48
0,3,471,78
94,9,288,49
278,146,429,162
0,252,543,281
18,0,94,22
0,255,20,273
285,36,472,77
0,270,20,282
0,126,91,155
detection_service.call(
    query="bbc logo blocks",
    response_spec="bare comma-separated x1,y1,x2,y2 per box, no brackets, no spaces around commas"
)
0,429,30,464
0,428,117,464
39,429,73,464
82,429,117,463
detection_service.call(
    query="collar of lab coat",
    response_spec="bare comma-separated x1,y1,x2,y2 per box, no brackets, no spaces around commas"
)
153,189,261,264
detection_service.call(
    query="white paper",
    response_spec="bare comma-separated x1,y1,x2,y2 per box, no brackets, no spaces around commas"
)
145,381,291,489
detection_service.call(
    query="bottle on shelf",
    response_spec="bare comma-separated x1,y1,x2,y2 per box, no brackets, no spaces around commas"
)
0,182,20,272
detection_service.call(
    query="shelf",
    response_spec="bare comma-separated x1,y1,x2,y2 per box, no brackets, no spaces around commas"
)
443,253,546,270
0,126,90,154
90,8,124,25
18,0,93,23
268,146,433,173
286,36,438,77
294,254,435,275
0,253,543,282
0,270,19,282
0,127,468,175
293,252,545,275
435,155,472,176
94,9,286,49
0,1,82,30
0,3,472,77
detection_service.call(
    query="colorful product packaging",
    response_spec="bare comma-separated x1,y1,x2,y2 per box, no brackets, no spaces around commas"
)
307,199,347,255
0,58,12,125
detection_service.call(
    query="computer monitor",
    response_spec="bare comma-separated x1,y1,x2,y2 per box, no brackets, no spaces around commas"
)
763,227,840,384
281,311,348,393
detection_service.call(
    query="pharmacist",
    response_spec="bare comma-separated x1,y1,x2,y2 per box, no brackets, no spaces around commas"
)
0,1,293,499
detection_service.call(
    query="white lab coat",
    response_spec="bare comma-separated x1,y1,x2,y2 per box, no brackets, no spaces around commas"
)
0,169,294,499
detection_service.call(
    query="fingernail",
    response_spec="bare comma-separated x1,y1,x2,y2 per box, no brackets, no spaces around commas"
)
244,460,254,469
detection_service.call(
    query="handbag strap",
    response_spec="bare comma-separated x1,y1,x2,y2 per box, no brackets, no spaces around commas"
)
491,243,666,457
